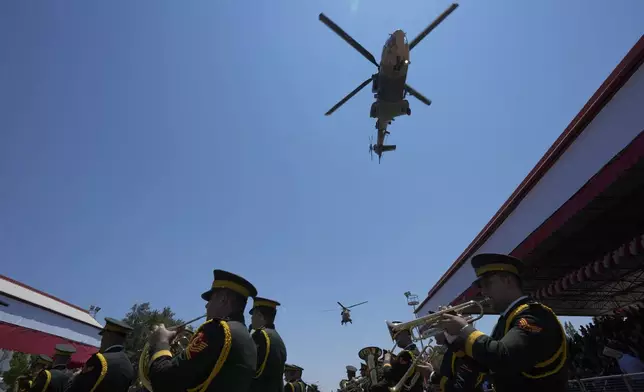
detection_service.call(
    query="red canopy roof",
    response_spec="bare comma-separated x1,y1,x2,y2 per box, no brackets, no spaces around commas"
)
0,321,97,368
415,34,644,314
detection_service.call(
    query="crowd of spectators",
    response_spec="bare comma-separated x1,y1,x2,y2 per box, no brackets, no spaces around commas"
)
568,305,644,379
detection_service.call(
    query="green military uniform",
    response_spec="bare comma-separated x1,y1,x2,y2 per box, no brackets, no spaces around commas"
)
283,380,299,392
457,253,568,392
371,323,422,392
66,318,135,392
283,364,305,392
293,365,306,392
16,375,32,392
148,269,258,392
382,344,423,392
249,297,287,392
343,365,363,392
29,344,76,392
29,355,53,380
428,340,486,392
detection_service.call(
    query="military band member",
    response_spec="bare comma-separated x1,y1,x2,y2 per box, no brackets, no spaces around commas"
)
30,355,53,379
66,317,135,392
15,375,32,392
29,344,76,392
19,355,52,392
371,323,423,392
291,365,306,392
338,365,357,392
438,253,568,392
346,365,357,381
359,363,368,379
148,269,258,392
249,297,287,392
283,364,302,392
428,331,486,392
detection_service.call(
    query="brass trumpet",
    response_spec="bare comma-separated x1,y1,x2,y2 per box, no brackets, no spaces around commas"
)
385,299,489,392
388,344,434,392
137,314,207,391
386,298,489,342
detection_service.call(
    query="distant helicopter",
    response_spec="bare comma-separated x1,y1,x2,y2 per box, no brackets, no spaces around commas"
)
319,3,459,163
328,301,368,325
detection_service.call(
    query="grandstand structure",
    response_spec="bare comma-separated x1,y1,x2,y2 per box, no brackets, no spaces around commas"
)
0,274,102,366
416,35,644,317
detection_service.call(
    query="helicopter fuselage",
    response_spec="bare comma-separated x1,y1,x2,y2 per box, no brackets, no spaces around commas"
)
375,30,410,103
319,4,458,162
370,30,411,157
341,309,352,320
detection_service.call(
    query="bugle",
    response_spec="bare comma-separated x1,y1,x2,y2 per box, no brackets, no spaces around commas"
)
137,314,207,391
386,298,489,342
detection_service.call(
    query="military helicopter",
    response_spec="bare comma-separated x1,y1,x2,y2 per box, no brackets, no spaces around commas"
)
319,3,459,163
328,301,368,325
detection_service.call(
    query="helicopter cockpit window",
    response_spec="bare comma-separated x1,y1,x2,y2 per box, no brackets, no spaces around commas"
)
384,34,395,49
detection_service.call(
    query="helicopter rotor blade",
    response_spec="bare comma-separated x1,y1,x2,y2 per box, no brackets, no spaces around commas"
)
405,84,432,106
347,301,368,309
319,13,379,67
408,3,459,51
325,77,373,116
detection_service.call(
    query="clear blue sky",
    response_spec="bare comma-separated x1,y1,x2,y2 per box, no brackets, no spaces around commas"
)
1,0,642,390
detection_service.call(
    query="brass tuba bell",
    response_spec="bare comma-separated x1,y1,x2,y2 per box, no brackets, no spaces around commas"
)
358,346,382,386
137,315,206,391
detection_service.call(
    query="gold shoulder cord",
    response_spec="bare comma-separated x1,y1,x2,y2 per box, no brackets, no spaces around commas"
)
254,330,271,378
504,303,567,379
187,320,233,392
88,353,108,392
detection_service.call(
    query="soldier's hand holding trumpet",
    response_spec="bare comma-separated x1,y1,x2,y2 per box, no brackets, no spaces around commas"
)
414,360,433,378
148,324,178,346
436,313,470,335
